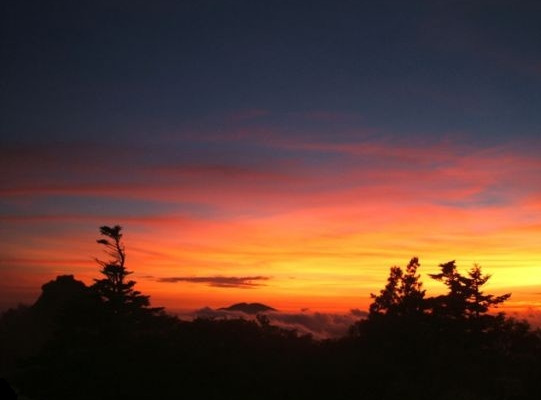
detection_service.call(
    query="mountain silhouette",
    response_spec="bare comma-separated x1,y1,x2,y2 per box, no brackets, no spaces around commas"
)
219,302,276,314
33,275,89,315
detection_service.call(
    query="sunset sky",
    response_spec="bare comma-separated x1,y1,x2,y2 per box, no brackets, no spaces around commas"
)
1,1,540,316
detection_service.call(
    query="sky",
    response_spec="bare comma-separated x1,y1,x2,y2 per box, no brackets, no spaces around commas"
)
1,0,541,316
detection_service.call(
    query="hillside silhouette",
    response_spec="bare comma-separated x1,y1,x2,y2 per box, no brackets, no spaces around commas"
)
219,302,277,314
1,226,540,399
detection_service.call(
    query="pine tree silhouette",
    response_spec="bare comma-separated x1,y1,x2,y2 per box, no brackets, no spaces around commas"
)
92,225,160,317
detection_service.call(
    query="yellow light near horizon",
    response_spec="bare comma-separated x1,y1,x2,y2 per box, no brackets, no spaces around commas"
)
2,145,541,316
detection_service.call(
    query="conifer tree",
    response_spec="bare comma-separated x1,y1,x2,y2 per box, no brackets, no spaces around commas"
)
429,261,510,319
92,225,155,316
369,257,425,317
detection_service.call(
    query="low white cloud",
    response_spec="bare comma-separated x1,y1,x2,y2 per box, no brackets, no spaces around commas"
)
186,306,368,339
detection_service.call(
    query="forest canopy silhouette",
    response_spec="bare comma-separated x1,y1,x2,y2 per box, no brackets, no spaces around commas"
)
1,225,540,400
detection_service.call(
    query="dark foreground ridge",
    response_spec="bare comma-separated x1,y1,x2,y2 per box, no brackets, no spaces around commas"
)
219,302,277,314
0,378,17,400
1,226,540,400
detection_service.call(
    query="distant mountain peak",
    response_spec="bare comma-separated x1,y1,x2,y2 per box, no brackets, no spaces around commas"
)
219,302,276,314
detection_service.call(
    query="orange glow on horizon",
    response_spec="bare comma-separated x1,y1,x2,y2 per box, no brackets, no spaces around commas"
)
1,141,540,318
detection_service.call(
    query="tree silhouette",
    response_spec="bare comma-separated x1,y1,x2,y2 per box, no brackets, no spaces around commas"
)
3,248,541,400
369,257,425,317
369,265,401,315
428,261,510,319
92,225,156,317
465,264,511,318
427,260,468,319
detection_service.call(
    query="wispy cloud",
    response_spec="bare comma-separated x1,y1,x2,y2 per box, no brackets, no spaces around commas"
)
156,275,270,288
2,135,541,312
